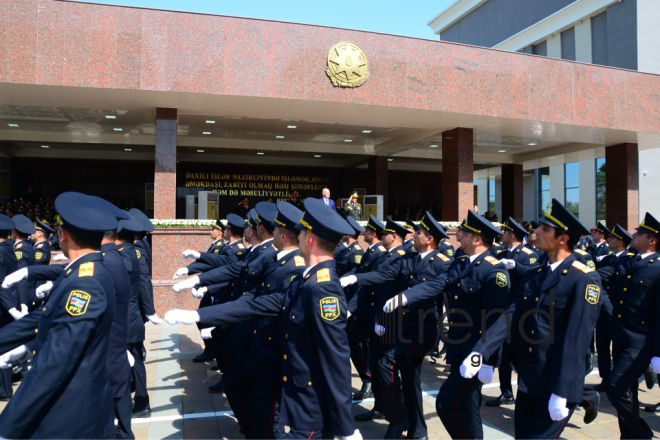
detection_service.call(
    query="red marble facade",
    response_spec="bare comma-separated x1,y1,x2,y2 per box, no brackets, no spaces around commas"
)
155,107,177,219
501,164,523,221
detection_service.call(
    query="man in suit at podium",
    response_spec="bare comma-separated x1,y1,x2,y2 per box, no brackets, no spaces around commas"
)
320,188,337,212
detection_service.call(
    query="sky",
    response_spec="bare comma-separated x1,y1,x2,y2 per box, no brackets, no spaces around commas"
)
83,0,457,40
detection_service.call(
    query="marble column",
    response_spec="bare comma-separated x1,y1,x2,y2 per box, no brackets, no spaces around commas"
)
442,128,473,222
501,164,523,221
605,143,639,231
154,108,177,219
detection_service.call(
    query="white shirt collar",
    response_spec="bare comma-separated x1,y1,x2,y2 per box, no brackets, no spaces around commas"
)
368,242,379,250
548,260,563,271
469,252,484,263
229,239,242,246
277,248,297,261
640,252,655,260
255,238,273,252
596,241,605,248
615,250,626,257
419,250,434,260
65,251,101,270
303,263,318,278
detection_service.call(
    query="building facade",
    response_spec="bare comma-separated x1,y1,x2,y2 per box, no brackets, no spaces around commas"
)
430,0,660,224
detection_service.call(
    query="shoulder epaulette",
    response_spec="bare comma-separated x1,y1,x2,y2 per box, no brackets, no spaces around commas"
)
484,256,501,265
572,260,594,273
316,268,331,283
79,262,95,277
521,247,532,254
397,249,406,255
575,249,588,255
626,252,635,256
272,244,277,250
354,244,361,251
294,256,305,267
237,243,245,249
15,243,22,249
378,245,386,252
438,253,450,262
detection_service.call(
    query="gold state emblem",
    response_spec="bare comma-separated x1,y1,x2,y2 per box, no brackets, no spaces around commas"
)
326,42,369,88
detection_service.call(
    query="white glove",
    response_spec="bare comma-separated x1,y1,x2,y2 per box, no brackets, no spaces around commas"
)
650,357,660,374
478,364,494,384
172,275,200,293
340,275,357,288
374,324,385,336
20,304,28,315
346,310,352,319
192,286,207,299
2,267,28,288
52,253,69,261
0,345,27,369
548,394,569,421
8,308,23,320
182,249,201,260
460,352,483,379
596,255,607,262
35,281,53,299
164,309,201,325
200,327,215,339
383,294,408,313
501,258,516,270
146,314,163,325
334,429,363,440
173,267,188,280
127,350,135,367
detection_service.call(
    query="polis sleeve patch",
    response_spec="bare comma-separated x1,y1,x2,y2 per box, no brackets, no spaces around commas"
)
587,260,596,270
294,256,306,267
446,249,454,256
397,250,406,255
66,290,91,316
529,257,538,265
79,262,95,277
214,249,220,254
585,284,601,305
35,251,43,261
319,297,340,321
496,272,508,287
316,268,331,283
136,249,141,259
572,261,593,273
14,251,22,260
355,255,362,264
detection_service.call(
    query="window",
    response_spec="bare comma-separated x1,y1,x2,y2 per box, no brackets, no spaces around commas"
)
596,158,606,222
565,162,579,218
538,167,550,217
488,179,496,214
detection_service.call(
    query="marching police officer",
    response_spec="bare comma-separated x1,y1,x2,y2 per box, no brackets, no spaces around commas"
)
0,192,118,438
130,208,154,273
462,199,602,439
0,214,17,402
32,219,54,266
598,213,660,438
335,217,365,279
165,198,362,440
401,210,509,439
12,215,36,312
587,222,613,259
402,219,416,252
487,217,539,408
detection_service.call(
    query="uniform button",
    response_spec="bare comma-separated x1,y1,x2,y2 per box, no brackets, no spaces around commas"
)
42,307,46,312
410,275,413,279
371,292,374,295
371,303,374,306
283,376,287,382
641,280,644,284
254,330,257,334
282,307,285,311
449,321,453,325
262,283,265,286
524,297,527,300
283,354,287,360
457,283,460,287
308,381,312,386
469,288,473,292
268,285,271,287
34,329,38,334
32,350,36,356
292,315,295,320
535,297,538,301
285,334,288,339
423,278,426,281
618,314,621,318
627,275,631,279
642,322,645,325
529,347,532,352
620,301,623,304
531,330,534,335
268,337,272,340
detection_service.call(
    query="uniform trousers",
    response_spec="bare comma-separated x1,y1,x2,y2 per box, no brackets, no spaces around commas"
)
250,378,283,439
224,351,254,437
436,364,484,439
514,391,576,439
605,344,653,439
115,390,134,439
197,294,214,355
373,338,432,438
497,343,514,399
347,318,372,383
0,367,11,399
128,342,149,411
595,309,613,381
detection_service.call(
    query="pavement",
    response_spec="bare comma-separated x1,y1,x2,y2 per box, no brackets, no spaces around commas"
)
4,322,660,439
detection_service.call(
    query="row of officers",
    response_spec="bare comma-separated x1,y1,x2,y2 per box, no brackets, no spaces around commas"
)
163,195,660,439
0,193,161,439
0,190,657,439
